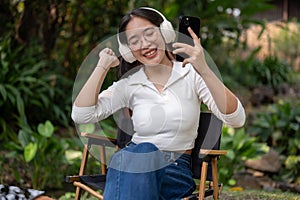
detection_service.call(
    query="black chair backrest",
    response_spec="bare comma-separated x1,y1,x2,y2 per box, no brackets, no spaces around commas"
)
191,112,223,179
117,127,133,148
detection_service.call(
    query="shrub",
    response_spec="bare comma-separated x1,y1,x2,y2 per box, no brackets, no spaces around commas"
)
222,49,292,92
249,100,300,183
273,22,300,70
0,33,71,142
218,126,268,186
3,121,80,190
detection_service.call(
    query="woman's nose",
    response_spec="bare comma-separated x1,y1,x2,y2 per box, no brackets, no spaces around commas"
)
140,36,151,48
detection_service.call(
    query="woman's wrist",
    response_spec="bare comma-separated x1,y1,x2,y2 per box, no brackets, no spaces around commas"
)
96,64,110,71
194,63,210,77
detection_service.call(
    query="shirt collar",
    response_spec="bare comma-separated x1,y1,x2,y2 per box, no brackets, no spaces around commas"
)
127,61,191,87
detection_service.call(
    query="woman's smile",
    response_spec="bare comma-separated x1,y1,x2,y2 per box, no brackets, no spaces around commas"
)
143,48,157,58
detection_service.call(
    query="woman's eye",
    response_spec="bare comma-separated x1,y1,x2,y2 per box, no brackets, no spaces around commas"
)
144,30,155,37
129,40,138,45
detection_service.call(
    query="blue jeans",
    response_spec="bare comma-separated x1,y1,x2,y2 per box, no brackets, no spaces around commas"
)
103,142,195,200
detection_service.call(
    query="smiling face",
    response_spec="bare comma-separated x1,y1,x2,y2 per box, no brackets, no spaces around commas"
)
125,16,172,67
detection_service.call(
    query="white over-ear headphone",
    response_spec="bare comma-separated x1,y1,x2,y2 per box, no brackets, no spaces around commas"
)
118,7,176,63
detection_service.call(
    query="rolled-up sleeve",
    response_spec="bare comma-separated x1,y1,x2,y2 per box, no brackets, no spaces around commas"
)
218,100,246,128
71,80,129,124
193,67,246,128
71,105,99,124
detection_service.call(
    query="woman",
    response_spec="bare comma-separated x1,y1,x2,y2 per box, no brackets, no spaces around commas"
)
72,7,245,200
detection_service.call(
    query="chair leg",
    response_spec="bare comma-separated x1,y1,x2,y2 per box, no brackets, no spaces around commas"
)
211,158,219,200
199,161,208,200
75,144,89,200
74,181,103,200
100,145,107,174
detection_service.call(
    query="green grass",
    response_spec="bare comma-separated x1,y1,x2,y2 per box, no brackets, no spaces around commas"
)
217,188,300,200
57,189,300,200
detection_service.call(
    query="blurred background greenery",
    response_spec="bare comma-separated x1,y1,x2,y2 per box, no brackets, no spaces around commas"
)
0,0,299,199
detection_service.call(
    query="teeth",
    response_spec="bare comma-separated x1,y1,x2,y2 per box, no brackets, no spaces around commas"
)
145,50,156,56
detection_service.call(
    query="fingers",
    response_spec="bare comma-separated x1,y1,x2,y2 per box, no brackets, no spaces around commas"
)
182,59,189,68
187,27,201,47
106,48,115,56
187,27,198,40
100,48,116,57
172,43,190,55
172,42,198,59
98,48,120,69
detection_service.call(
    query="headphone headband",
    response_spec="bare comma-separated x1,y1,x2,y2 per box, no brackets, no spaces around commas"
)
140,7,168,22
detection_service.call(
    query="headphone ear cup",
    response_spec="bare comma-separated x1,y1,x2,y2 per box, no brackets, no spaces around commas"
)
160,20,176,44
140,7,176,44
118,37,137,63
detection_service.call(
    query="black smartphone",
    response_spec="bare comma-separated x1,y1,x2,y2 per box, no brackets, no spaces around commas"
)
176,16,201,62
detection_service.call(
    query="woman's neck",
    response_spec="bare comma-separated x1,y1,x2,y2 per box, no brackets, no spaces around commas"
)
144,60,173,93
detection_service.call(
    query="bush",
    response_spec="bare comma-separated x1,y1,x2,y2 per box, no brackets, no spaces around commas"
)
0,33,71,141
249,100,300,183
218,126,268,186
222,49,292,92
3,120,81,190
273,22,300,70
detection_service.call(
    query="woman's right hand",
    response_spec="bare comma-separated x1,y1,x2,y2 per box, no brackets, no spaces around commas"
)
97,48,120,70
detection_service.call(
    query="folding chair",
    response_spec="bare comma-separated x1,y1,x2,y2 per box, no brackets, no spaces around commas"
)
66,112,226,200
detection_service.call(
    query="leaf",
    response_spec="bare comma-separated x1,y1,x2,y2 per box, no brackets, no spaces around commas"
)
78,123,96,133
285,155,300,169
18,130,31,148
37,120,54,137
0,84,7,101
228,179,236,186
226,149,235,160
16,93,25,116
65,150,82,164
24,142,38,162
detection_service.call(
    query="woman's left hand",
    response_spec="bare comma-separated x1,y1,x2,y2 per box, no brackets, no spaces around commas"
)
172,27,208,74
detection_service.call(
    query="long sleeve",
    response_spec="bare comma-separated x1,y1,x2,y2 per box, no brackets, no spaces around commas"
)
192,66,246,128
71,80,129,124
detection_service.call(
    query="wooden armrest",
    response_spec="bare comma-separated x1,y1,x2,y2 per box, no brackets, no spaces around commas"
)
66,175,81,183
81,133,117,146
81,132,116,142
199,149,227,156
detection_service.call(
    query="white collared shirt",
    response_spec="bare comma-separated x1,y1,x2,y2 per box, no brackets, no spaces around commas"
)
72,62,245,151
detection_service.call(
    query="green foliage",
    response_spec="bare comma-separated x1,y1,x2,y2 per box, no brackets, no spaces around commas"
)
253,56,292,91
222,50,292,91
24,121,65,189
250,100,300,183
4,121,73,190
219,126,268,186
0,33,71,140
139,0,273,58
273,22,300,69
24,142,38,162
23,120,54,162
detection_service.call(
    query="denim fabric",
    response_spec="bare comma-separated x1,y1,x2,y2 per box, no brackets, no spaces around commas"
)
159,154,196,199
103,142,195,200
